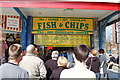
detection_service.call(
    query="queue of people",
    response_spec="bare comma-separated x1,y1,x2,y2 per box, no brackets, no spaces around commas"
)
0,43,119,80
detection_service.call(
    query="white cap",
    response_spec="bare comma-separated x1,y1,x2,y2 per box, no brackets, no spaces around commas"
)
51,51,59,58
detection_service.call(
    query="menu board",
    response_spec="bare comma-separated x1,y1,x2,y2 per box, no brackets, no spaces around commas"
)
34,34,90,47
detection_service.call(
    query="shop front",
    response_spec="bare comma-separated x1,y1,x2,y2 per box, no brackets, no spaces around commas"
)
32,17,94,55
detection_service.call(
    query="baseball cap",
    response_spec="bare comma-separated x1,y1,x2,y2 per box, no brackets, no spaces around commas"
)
51,50,59,58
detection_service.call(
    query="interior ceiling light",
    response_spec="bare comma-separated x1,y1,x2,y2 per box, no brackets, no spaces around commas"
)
63,8,74,12
38,12,42,14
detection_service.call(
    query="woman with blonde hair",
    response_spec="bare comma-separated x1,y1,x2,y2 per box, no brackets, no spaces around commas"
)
50,56,68,80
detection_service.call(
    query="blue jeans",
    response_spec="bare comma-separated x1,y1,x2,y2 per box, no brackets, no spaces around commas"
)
96,73,100,80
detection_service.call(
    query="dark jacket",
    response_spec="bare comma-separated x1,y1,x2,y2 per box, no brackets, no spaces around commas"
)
45,59,58,80
110,56,117,63
117,56,119,64
44,53,52,62
50,67,65,80
86,57,100,73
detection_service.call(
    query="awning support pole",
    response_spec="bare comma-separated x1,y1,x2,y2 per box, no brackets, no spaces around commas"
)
26,16,32,46
13,7,27,50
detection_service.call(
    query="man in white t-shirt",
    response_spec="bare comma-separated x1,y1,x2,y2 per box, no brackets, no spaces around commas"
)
60,44,96,80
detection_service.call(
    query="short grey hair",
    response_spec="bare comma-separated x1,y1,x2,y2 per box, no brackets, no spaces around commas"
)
26,44,35,53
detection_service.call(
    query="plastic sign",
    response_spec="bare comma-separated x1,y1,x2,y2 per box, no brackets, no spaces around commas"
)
32,17,94,34
0,15,21,32
7,17,19,28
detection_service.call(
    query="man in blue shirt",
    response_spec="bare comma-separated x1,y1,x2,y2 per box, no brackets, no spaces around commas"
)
0,44,29,79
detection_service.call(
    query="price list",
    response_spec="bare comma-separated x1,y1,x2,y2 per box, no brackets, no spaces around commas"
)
34,35,90,47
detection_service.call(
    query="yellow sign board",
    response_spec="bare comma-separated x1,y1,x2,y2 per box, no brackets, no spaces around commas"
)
32,17,94,34
34,35,90,47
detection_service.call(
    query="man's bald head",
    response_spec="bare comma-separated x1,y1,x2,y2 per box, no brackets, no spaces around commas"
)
26,45,35,53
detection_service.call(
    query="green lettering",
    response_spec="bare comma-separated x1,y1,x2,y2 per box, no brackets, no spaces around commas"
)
52,22,56,28
84,23,89,30
76,22,79,29
43,22,46,29
38,23,42,29
80,23,84,29
39,19,44,20
65,22,69,28
70,22,75,28
47,22,51,28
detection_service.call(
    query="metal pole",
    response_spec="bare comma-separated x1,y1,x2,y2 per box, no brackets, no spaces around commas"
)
26,16,32,46
118,44,120,66
13,7,27,50
118,44,120,80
